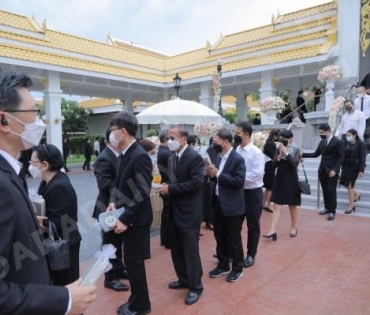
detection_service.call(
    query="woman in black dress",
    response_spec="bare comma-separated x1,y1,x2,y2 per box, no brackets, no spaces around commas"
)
262,129,280,212
30,144,82,285
263,130,301,240
339,129,366,214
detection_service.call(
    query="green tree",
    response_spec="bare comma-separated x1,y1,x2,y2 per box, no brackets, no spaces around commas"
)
61,99,92,134
223,111,237,124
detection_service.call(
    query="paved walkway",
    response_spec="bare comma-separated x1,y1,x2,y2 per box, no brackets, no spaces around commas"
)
83,208,370,315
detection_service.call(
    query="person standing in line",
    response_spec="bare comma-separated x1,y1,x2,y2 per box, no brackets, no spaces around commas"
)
92,128,129,292
156,129,172,249
82,137,93,170
234,121,265,269
335,100,365,141
252,114,261,125
0,70,96,315
205,128,246,283
107,111,153,315
62,137,71,172
302,123,344,221
263,130,301,240
158,125,204,306
32,144,82,285
262,129,280,213
339,129,366,214
354,86,370,152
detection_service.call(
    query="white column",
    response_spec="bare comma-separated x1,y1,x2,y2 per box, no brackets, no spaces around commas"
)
325,80,336,111
337,0,361,81
199,81,213,109
259,70,277,124
235,86,247,122
43,71,63,153
124,93,134,113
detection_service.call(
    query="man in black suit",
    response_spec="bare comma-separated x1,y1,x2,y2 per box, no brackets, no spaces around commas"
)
205,128,246,283
0,71,96,314
302,123,344,220
107,112,152,315
158,125,204,306
156,129,172,248
62,137,71,172
93,128,129,292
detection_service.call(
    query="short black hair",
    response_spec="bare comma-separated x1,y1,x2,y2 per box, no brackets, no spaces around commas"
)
216,128,233,143
236,121,253,137
344,99,354,105
109,111,138,137
187,135,199,146
170,125,189,139
105,127,111,143
280,130,293,139
318,123,331,132
33,144,64,171
0,71,33,111
267,129,281,142
159,129,168,143
298,90,303,95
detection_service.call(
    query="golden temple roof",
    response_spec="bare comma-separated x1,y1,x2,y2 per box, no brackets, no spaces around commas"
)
0,1,336,83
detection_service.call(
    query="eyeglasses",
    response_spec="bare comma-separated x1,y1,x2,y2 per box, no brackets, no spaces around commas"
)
4,109,41,114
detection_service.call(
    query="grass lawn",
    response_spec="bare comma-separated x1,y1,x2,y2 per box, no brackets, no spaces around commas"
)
67,155,97,164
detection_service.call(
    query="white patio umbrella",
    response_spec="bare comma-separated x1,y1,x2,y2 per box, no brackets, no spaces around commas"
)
136,98,222,125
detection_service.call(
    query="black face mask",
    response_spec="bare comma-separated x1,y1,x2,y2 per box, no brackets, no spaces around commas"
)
234,135,242,144
281,139,289,147
213,143,222,153
319,134,326,140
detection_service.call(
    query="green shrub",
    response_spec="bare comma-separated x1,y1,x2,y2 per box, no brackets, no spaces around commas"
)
146,129,158,137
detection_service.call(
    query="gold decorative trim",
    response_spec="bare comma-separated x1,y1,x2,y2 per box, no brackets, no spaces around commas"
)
361,0,370,57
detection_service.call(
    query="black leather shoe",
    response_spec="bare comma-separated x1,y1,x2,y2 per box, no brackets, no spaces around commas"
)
327,213,336,220
117,269,129,279
104,280,129,291
319,208,330,215
185,291,201,305
243,256,254,268
117,304,151,315
168,280,187,289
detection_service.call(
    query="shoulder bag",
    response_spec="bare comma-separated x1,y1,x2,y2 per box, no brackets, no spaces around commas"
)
297,161,311,195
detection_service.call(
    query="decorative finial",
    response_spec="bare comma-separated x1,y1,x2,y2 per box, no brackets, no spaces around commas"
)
42,19,47,32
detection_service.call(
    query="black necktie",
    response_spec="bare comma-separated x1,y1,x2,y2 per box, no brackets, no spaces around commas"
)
361,98,364,111
18,173,28,193
324,139,328,146
173,155,179,172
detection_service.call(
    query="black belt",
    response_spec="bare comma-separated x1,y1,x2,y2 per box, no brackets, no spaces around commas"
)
244,187,262,191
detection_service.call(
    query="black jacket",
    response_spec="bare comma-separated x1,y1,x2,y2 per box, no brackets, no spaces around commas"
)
302,136,344,174
92,146,118,219
342,140,366,173
83,142,93,157
38,171,82,246
157,144,172,184
0,155,69,315
168,146,204,228
112,141,153,228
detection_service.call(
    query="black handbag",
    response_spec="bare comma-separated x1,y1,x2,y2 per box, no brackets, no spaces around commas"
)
43,221,70,271
297,162,311,195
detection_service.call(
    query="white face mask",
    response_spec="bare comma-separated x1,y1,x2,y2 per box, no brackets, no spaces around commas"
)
9,115,46,150
357,93,365,98
28,164,42,179
168,139,180,152
109,132,120,148
346,135,353,143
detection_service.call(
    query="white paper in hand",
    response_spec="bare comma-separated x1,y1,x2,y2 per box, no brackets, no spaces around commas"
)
98,207,125,232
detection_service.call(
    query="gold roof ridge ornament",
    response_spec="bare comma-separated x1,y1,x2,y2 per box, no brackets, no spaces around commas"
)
42,19,47,32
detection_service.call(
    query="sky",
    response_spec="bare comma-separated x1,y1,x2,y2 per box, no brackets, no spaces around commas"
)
0,0,330,55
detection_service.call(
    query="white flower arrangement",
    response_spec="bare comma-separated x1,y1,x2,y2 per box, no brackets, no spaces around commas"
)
328,96,345,131
251,131,268,149
317,65,343,83
330,96,345,111
260,96,286,114
212,67,222,111
193,123,222,137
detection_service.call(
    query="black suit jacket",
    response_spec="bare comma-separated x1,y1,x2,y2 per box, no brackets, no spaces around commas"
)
0,156,69,315
93,147,118,219
112,141,153,227
38,171,82,246
157,145,172,184
215,150,246,217
168,146,204,228
302,136,344,174
342,140,366,173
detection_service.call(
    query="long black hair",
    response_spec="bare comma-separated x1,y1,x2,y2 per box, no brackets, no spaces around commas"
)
347,128,360,142
266,129,281,142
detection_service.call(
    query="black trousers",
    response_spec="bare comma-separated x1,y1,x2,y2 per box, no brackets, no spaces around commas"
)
160,194,170,247
213,197,244,272
169,219,203,293
83,155,91,170
319,169,338,213
242,188,263,258
102,230,125,282
122,226,151,312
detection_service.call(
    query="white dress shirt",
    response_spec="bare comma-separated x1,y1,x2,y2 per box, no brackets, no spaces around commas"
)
94,140,100,153
354,95,370,119
335,110,366,140
176,144,188,160
121,139,137,156
236,142,265,189
215,147,233,196
0,149,21,174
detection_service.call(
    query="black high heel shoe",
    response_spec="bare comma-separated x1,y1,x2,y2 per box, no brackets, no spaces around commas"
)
263,233,277,241
344,207,356,214
354,194,361,202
